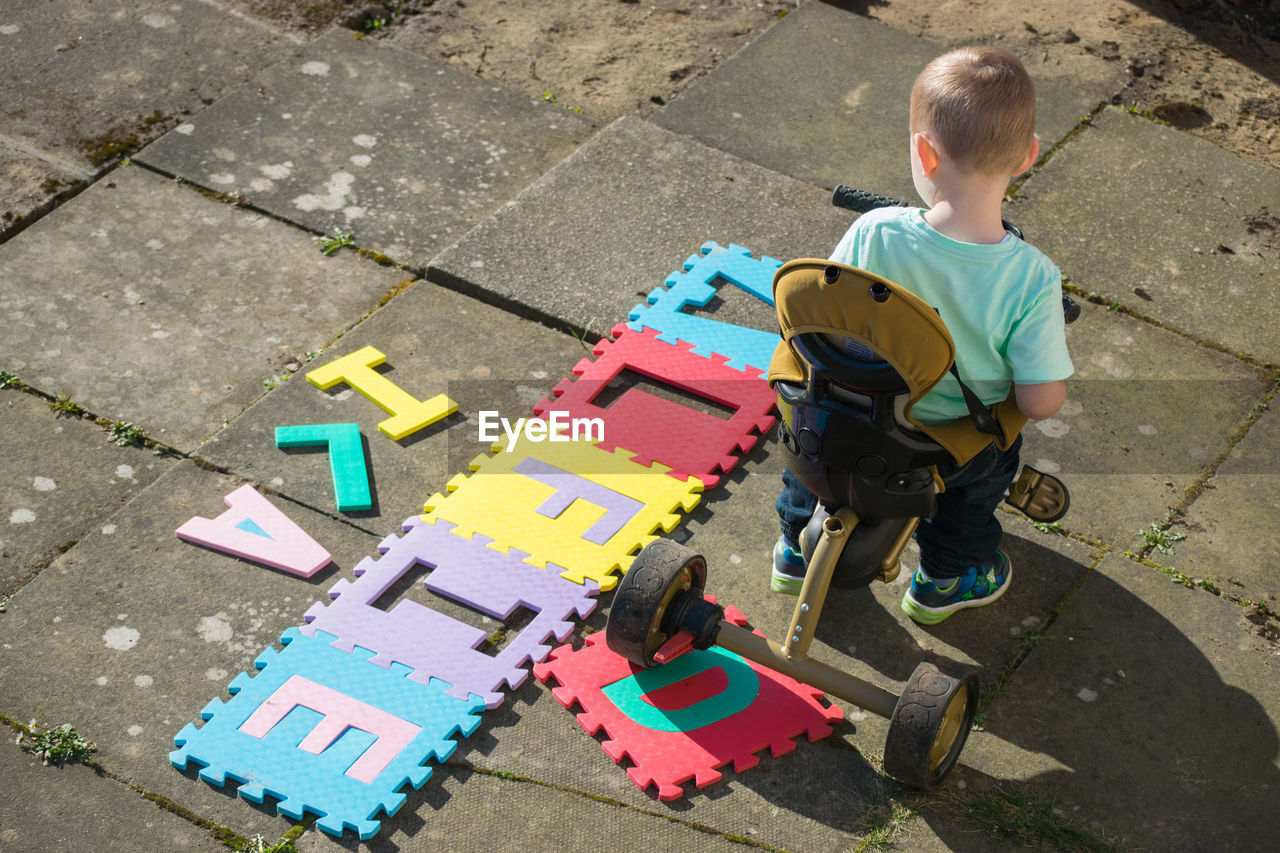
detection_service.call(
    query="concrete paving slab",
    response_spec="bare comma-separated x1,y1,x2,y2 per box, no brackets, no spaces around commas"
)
137,28,599,270
0,387,174,598
294,763,755,852
962,553,1280,852
0,165,410,454
0,460,382,840
1016,299,1272,550
0,0,163,80
1164,402,1280,608
0,734,224,853
1,0,290,175
429,116,851,340
1016,106,1280,365
197,279,588,526
651,2,1097,201
0,144,85,238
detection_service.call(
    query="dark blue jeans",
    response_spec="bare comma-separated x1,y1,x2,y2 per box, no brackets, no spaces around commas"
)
775,434,1023,581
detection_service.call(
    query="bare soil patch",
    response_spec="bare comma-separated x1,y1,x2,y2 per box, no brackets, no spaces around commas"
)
219,0,1280,169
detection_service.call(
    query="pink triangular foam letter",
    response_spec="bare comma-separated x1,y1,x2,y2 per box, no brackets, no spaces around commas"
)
176,484,331,577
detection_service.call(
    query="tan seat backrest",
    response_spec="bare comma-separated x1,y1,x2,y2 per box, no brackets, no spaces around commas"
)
767,259,1025,465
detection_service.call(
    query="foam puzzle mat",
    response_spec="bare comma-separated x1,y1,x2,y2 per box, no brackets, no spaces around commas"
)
172,242,850,838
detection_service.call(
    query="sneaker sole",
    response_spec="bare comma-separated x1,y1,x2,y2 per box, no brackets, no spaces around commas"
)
901,555,1013,625
770,571,805,595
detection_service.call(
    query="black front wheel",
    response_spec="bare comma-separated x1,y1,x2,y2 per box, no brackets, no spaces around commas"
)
883,662,979,789
605,539,707,668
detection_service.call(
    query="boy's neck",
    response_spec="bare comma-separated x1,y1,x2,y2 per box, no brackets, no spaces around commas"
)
921,173,1011,245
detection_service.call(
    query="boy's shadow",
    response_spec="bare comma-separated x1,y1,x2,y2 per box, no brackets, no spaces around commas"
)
735,532,1279,851
926,553,1279,852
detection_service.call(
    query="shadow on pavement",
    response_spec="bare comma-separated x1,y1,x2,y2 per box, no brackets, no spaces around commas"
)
924,552,1280,852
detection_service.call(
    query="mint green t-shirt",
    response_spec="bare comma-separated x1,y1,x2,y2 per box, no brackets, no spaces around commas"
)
829,206,1074,425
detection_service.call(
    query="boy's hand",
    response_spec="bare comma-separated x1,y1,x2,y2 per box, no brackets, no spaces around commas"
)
1014,380,1066,420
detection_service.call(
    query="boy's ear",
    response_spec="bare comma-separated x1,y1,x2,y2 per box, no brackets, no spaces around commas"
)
913,132,940,176
1015,135,1041,175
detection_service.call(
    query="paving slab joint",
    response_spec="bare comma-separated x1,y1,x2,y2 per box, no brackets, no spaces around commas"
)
1058,280,1280,371
0,536,79,610
997,504,1110,553
1013,109,1280,365
127,159,426,278
425,259,606,348
447,760,788,850
2,710,267,850
1130,375,1280,564
976,548,1108,717
189,0,310,44
1007,101,1110,200
1008,100,1196,202
99,764,265,852
0,380,184,460
1120,550,1280,632
931,780,1134,852
0,172,92,250
0,134,96,180
848,792,922,852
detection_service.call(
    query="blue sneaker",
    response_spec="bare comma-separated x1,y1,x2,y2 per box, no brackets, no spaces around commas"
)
771,536,807,594
901,552,1012,625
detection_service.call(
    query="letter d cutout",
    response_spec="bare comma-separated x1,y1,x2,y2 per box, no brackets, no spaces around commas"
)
601,646,759,732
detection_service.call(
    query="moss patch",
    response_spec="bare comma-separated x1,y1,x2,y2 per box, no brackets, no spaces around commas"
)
78,110,172,168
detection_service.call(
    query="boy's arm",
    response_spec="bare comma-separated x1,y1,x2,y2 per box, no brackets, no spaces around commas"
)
1014,380,1066,420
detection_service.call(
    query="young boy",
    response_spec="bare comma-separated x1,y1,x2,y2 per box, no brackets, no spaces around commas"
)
772,46,1074,625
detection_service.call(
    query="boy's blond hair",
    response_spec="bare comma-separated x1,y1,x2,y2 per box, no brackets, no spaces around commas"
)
910,46,1036,175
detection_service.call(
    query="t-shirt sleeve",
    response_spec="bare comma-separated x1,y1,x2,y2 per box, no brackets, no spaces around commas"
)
829,220,862,266
829,207,893,266
1005,264,1075,384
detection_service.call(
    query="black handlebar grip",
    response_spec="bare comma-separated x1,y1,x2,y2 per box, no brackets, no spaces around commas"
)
831,186,907,213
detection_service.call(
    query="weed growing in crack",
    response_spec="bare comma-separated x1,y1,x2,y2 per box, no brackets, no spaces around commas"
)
49,393,82,417
263,374,289,391
314,227,355,255
0,371,19,389
247,834,298,853
23,721,96,766
541,90,584,113
108,421,144,447
1141,522,1186,555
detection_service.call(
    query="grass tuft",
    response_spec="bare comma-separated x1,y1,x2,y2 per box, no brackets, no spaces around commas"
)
960,782,1129,852
852,799,917,852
